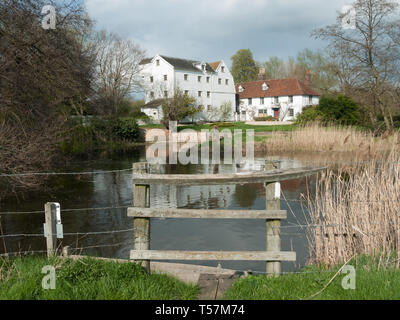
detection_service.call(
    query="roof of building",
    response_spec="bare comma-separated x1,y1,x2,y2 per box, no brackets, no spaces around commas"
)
139,55,217,74
235,78,320,98
141,98,166,109
209,61,221,71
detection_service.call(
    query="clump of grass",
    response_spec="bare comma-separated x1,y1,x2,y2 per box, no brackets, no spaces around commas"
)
0,256,199,300
260,124,399,154
305,149,400,267
224,255,400,300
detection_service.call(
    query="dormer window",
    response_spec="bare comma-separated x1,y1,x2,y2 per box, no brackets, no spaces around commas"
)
221,66,225,73
262,83,268,91
202,64,206,71
238,85,244,93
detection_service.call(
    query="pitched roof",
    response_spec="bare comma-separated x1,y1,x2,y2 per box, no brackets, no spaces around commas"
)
235,78,320,98
142,98,165,109
209,61,221,71
139,55,217,74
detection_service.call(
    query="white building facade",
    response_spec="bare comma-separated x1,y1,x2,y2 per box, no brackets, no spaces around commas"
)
236,78,320,122
140,55,236,122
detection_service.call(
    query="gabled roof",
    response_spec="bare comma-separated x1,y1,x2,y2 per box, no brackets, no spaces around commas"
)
235,78,320,98
142,98,166,109
209,61,221,71
139,55,217,74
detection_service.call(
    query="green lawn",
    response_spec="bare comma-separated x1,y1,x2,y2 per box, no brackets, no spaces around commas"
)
141,122,294,133
0,256,199,300
224,257,400,300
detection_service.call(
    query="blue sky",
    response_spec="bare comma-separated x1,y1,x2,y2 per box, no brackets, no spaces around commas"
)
85,0,350,66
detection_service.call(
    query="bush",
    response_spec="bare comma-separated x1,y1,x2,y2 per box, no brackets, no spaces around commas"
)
112,118,140,140
295,95,363,126
253,116,275,121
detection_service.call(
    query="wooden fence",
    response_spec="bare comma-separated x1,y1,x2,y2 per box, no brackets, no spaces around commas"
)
128,161,325,276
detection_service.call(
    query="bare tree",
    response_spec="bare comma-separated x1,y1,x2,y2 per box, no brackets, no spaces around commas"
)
312,0,400,130
94,30,146,115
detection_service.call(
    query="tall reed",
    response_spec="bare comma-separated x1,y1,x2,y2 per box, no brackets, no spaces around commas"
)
306,149,400,267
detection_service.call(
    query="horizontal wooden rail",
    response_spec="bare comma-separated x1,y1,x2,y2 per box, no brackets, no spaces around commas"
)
132,167,326,185
128,208,287,219
130,250,296,261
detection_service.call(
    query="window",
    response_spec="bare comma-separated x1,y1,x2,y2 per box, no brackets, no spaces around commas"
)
262,83,268,91
206,77,210,83
156,59,160,66
164,75,167,81
185,90,189,95
150,76,153,83
164,91,168,98
198,76,202,82
260,97,264,105
248,98,252,105
150,91,154,99
289,95,293,103
274,96,279,104
238,85,244,93
258,109,267,117
184,74,188,81
218,78,222,85
198,91,202,97
309,95,313,104
225,79,229,85
202,64,206,71
289,108,294,117
221,66,225,73
207,105,212,112
207,91,210,98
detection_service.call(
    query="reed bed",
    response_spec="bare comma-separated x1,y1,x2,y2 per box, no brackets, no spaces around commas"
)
258,124,399,154
305,150,400,268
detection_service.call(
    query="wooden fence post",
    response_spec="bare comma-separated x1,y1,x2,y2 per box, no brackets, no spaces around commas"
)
44,202,58,258
265,157,281,276
133,162,151,272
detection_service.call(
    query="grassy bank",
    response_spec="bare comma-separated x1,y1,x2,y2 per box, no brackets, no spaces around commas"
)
224,255,400,300
0,256,198,300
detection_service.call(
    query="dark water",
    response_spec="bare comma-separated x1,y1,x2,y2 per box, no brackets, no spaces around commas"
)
0,146,323,273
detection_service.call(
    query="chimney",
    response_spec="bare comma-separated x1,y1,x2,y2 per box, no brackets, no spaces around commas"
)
258,68,266,80
304,69,311,86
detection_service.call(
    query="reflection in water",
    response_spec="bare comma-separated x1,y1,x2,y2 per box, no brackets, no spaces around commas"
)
1,150,319,273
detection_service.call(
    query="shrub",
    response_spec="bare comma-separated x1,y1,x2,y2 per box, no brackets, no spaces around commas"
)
112,118,140,140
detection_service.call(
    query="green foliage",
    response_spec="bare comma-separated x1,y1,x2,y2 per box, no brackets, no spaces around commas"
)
230,49,259,83
295,95,363,126
59,117,140,156
0,256,199,300
161,89,198,127
253,116,275,121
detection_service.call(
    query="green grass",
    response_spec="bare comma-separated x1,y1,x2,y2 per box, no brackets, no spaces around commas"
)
0,256,199,300
224,256,400,300
140,122,294,133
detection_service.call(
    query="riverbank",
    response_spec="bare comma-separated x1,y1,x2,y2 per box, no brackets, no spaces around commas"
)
0,256,198,300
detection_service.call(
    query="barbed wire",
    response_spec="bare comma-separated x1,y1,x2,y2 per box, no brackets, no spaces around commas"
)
0,168,134,178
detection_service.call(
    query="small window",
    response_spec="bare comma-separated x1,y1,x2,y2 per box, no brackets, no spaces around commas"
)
248,98,252,105
202,64,206,71
260,97,264,105
207,105,212,112
164,91,168,98
150,76,153,83
184,74,188,81
225,79,229,85
274,96,279,104
289,108,294,117
207,91,210,98
198,76,202,82
221,66,225,73
198,91,202,97
164,75,167,81
185,90,189,95
238,85,244,93
309,95,313,103
218,78,222,85
289,95,293,103
156,59,160,66
150,91,155,99
206,77,210,83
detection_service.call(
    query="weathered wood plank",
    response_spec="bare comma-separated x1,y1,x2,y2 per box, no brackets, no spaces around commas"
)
128,208,287,219
130,250,296,261
132,166,326,185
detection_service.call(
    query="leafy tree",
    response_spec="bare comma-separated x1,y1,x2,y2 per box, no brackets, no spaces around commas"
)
161,89,198,128
220,101,233,122
230,49,259,83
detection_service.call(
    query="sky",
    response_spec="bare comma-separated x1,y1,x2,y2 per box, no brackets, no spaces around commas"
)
84,0,350,66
